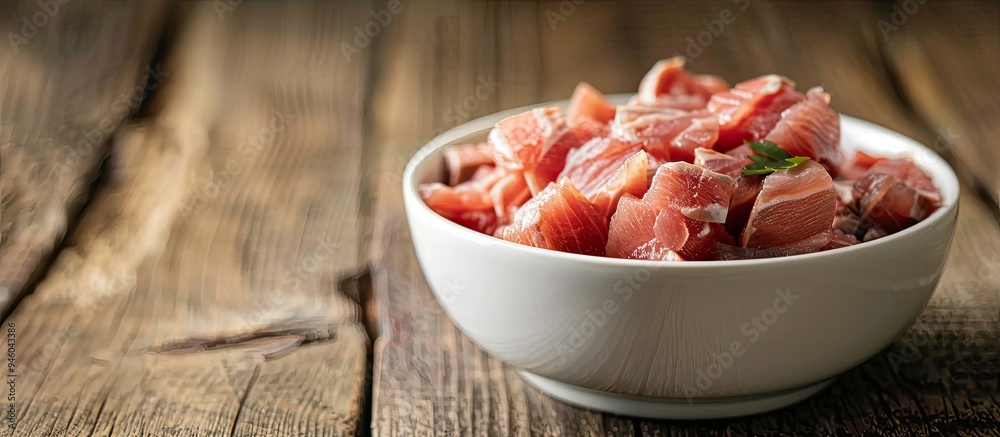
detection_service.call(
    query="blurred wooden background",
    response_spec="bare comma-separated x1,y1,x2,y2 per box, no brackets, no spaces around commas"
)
0,0,997,435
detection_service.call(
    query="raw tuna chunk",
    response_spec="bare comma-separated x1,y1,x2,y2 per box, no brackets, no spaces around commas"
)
612,106,719,163
567,82,616,144
561,137,646,215
499,178,608,256
568,82,617,123
853,173,931,238
606,194,670,259
840,151,941,209
851,150,882,168
634,57,729,110
693,147,751,179
764,87,843,176
840,150,881,179
868,159,940,206
645,163,737,260
831,180,861,236
707,75,805,150
821,230,859,251
725,143,754,160
588,150,650,219
725,175,763,239
644,162,736,224
490,107,582,195
741,160,836,251
444,142,495,185
605,198,693,261
420,171,501,235
488,171,532,223
607,162,736,260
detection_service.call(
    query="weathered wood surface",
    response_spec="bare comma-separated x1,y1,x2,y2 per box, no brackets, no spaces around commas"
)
1,0,997,436
880,0,1000,207
367,1,1000,435
0,0,169,316
4,2,372,436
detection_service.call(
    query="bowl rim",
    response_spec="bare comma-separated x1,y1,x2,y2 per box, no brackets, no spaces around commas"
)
403,94,960,269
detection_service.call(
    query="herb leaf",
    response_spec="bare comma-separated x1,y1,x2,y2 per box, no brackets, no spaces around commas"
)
740,141,811,176
749,140,792,161
784,156,810,165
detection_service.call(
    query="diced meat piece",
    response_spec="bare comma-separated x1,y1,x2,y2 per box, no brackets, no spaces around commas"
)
833,179,855,206
606,215,717,262
840,152,941,208
588,150,650,219
833,206,861,235
560,140,650,219
725,175,763,239
693,75,730,95
420,181,498,234
693,147,751,179
671,218,734,261
840,150,881,180
634,57,729,110
831,180,862,235
421,182,492,212
707,75,805,150
444,142,495,185
669,115,720,164
612,106,719,163
868,159,941,206
652,208,690,252
490,107,582,195
644,162,736,224
861,226,890,242
568,83,616,123
821,230,859,251
645,163,737,260
725,143,754,160
606,194,670,260
499,178,608,256
561,137,644,205
764,87,843,176
741,160,837,251
567,82,616,144
607,163,736,261
853,173,930,236
469,165,499,184
645,153,668,182
489,171,532,223
851,150,882,169
569,118,610,146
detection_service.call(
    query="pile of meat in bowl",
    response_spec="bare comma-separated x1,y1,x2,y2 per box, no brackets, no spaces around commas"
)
419,57,942,261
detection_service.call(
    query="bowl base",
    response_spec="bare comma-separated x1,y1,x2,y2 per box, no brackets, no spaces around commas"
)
519,371,837,420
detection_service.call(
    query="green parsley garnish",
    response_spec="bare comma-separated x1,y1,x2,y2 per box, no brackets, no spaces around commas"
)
741,140,811,176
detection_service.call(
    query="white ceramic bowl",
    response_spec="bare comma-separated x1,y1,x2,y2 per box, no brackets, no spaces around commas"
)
402,96,959,419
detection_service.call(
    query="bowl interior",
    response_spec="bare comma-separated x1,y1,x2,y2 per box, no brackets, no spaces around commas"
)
404,95,960,266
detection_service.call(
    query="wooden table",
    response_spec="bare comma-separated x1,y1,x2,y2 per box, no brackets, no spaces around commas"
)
1,1,997,435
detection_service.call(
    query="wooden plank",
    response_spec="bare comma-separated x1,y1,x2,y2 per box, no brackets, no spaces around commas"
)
880,0,1000,207
5,2,373,436
368,0,1000,435
0,0,168,315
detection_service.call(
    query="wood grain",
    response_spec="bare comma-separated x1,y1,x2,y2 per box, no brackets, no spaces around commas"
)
367,0,1000,435
4,2,373,436
0,0,168,316
1,0,996,435
880,0,1000,208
